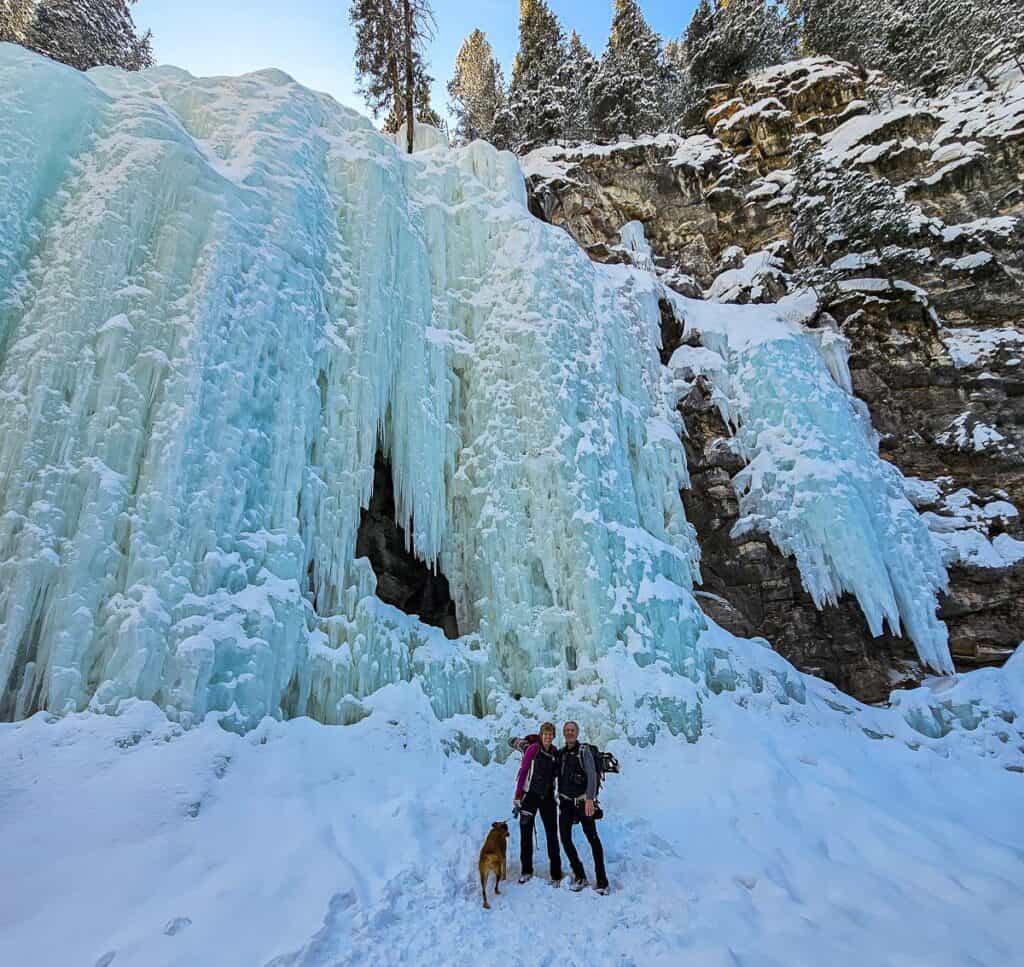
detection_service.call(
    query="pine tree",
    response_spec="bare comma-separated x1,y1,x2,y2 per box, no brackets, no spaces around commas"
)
506,0,569,150
674,0,798,97
2,0,153,71
790,137,918,287
414,72,443,129
563,31,597,142
0,0,34,46
351,0,404,123
383,57,441,134
350,0,436,153
914,0,1024,87
590,0,668,141
665,0,716,123
447,28,505,144
797,0,1024,91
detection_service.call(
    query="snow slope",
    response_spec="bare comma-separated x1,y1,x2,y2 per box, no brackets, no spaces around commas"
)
2,639,1023,967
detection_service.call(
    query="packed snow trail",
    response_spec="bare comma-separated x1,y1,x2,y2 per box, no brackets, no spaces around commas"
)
2,648,1023,967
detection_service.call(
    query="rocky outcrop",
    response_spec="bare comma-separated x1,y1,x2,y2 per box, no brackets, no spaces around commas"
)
523,58,1024,701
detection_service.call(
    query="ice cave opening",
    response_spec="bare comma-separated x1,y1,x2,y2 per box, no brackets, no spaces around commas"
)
355,454,459,640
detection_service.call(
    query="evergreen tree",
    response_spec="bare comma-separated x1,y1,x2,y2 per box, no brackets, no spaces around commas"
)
910,0,1024,87
665,0,716,123
447,28,505,144
351,0,404,123
414,72,443,129
790,137,918,287
797,0,1023,91
350,0,436,153
2,0,153,71
674,0,798,97
506,0,569,150
0,0,34,46
563,30,597,142
590,0,667,140
383,57,441,134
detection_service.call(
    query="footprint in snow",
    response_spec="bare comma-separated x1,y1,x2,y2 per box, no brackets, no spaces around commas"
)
164,917,192,936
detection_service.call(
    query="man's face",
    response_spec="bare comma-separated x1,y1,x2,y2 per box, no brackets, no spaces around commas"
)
563,723,578,744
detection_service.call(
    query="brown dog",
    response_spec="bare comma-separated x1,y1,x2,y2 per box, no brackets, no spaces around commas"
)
478,821,509,909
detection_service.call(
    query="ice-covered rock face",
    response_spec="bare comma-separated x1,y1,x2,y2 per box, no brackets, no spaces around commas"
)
672,292,954,675
0,46,703,728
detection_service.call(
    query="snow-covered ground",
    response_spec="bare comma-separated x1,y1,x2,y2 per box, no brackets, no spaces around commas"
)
2,46,1023,967
3,638,1023,967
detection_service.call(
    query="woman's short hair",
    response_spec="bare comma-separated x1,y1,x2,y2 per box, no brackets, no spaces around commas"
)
540,721,556,735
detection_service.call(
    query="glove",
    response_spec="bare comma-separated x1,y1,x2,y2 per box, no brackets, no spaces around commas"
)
512,799,522,818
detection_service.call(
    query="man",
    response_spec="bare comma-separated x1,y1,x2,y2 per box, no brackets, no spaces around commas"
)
513,721,563,884
558,721,609,894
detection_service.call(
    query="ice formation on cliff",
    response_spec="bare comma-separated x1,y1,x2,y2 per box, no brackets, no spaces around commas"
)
669,294,954,674
0,45,703,728
0,46,957,731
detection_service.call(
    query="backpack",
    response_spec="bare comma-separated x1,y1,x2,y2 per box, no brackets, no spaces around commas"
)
509,733,541,755
579,743,621,793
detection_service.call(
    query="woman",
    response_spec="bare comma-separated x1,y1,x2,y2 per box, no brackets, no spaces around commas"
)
513,721,564,884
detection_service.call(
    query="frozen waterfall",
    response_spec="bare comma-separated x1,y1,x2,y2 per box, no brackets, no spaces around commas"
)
0,46,703,728
670,294,954,674
0,46,954,731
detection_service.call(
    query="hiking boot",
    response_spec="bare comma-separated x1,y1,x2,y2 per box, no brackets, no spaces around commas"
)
569,875,588,892
517,874,533,885
550,875,563,887
595,882,610,896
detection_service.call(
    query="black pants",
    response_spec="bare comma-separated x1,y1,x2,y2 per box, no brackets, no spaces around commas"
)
519,791,562,878
559,798,607,887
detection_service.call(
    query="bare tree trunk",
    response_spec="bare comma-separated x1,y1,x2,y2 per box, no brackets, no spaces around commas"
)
403,0,415,154
380,0,404,132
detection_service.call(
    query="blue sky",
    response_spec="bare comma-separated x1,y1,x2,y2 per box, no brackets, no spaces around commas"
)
133,1,699,121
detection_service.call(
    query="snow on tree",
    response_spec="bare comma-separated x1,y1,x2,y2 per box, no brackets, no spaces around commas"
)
672,0,799,99
790,137,919,286
505,0,569,151
0,0,34,45
447,28,505,144
797,0,1024,91
665,0,717,123
1,0,153,71
590,0,668,141
906,0,1024,88
351,0,436,153
563,30,597,143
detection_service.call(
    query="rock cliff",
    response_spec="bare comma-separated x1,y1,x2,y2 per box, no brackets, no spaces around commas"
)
525,58,1024,701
